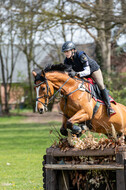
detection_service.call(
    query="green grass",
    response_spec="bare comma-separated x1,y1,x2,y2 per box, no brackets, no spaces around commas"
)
10,108,33,114
0,115,106,190
0,115,61,190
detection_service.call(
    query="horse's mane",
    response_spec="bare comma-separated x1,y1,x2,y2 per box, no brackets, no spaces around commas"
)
34,64,69,83
44,63,70,73
35,63,89,84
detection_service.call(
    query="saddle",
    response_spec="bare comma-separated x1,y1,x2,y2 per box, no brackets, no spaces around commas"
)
87,78,116,104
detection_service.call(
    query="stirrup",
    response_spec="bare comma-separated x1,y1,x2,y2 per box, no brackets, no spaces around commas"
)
107,107,116,117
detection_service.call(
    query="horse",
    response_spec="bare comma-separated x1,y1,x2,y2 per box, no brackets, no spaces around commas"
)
32,63,126,139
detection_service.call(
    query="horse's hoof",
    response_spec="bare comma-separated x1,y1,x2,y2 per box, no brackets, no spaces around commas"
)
60,128,68,136
72,125,82,135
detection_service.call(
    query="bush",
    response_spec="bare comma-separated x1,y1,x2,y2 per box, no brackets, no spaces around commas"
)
103,72,126,105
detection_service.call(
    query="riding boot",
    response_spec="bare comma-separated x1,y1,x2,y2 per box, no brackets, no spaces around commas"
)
101,88,116,117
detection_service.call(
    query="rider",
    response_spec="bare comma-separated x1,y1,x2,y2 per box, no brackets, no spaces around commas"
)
62,41,115,117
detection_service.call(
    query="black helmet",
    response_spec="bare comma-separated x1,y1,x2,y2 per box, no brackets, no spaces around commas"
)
62,41,76,52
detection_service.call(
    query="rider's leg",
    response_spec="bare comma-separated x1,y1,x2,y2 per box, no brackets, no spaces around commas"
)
100,88,116,116
92,69,116,116
91,69,105,89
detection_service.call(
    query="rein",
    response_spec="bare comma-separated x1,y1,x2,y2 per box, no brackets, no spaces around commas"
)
74,77,96,98
48,76,71,103
34,76,87,110
34,75,99,117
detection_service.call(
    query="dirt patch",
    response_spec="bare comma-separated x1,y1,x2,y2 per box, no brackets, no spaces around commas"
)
21,111,62,123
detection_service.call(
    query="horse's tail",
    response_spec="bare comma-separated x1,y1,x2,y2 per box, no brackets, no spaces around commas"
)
111,124,117,141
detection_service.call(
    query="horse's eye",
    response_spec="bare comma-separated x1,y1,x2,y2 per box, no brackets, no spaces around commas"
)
41,87,45,91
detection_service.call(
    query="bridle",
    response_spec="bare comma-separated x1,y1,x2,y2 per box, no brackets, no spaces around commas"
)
34,76,72,111
34,75,94,112
34,79,52,111
34,73,100,119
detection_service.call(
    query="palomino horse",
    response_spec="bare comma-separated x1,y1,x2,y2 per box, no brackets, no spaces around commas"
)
32,64,126,138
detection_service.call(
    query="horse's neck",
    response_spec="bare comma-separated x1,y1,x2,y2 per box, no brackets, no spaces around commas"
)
46,72,77,94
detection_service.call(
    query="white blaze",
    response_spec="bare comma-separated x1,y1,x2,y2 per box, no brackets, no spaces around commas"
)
36,86,40,112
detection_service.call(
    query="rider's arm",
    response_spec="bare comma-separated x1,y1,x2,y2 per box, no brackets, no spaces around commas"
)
78,66,91,77
77,54,91,77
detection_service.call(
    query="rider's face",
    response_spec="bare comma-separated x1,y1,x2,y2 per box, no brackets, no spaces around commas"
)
64,50,73,58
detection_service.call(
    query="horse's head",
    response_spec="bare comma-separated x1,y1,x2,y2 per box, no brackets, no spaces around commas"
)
32,70,54,114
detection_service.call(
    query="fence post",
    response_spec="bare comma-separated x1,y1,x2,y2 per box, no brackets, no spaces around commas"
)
46,155,57,190
124,159,126,190
116,146,126,190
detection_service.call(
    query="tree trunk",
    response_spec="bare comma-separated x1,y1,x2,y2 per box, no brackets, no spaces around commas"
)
96,0,112,73
0,48,9,114
26,57,35,112
100,35,111,73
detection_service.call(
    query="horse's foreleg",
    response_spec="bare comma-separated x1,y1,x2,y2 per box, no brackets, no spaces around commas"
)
66,109,91,130
60,115,68,136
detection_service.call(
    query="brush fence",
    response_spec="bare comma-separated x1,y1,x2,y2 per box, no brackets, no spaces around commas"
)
42,146,126,190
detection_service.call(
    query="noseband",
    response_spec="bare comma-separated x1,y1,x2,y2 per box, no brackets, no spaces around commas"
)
34,78,52,111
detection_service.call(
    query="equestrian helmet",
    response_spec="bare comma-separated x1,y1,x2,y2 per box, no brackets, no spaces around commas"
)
62,41,76,52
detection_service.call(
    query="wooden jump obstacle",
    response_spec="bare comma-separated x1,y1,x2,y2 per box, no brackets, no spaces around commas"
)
42,146,126,190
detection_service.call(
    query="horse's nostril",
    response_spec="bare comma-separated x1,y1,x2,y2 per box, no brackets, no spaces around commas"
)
39,108,43,114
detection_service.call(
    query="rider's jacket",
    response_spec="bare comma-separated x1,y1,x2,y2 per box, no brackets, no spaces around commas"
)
64,51,100,77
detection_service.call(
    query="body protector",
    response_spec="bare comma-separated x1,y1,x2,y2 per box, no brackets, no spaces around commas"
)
64,51,100,77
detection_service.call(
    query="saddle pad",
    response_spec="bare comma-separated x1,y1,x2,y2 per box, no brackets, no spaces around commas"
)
87,78,116,105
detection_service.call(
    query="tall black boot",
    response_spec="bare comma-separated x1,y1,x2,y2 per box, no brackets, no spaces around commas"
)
101,88,116,117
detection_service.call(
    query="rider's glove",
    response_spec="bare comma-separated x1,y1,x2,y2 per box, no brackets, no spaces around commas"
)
68,71,77,77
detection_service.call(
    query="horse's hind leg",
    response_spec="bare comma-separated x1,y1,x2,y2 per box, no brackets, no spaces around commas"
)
119,133,125,145
115,132,125,144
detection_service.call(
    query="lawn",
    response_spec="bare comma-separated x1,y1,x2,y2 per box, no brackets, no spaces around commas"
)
0,115,61,190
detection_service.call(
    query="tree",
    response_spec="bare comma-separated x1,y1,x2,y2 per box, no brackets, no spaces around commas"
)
12,0,50,111
0,1,20,113
0,0,55,113
40,0,126,72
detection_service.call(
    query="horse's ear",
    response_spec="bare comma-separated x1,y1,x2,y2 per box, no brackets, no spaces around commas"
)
41,70,45,77
32,70,37,77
